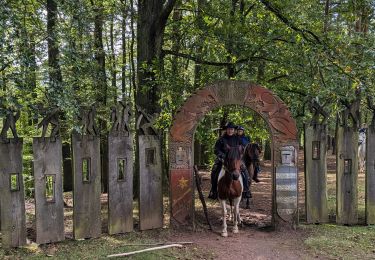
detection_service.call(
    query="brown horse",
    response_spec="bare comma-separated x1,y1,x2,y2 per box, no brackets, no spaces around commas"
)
243,143,262,184
218,145,244,237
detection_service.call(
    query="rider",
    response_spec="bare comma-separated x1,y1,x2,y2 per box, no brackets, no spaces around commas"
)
237,125,250,146
237,125,261,183
208,122,251,200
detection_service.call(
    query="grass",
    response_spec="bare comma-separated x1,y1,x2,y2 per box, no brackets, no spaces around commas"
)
0,229,213,260
303,164,374,259
303,224,375,259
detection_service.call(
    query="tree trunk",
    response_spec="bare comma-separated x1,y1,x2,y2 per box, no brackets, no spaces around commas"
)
93,1,107,106
47,0,63,104
110,14,117,103
121,2,127,100
136,0,177,114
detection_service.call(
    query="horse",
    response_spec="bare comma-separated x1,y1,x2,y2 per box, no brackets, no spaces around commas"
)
217,145,244,237
242,143,262,208
358,129,366,173
243,143,261,183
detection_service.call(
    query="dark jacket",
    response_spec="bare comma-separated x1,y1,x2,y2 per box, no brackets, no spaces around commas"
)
238,135,251,146
214,134,246,159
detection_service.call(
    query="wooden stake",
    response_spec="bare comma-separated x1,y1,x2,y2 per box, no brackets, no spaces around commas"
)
107,244,183,258
194,165,213,230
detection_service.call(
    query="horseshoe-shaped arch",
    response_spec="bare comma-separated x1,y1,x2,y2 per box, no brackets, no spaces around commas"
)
169,80,299,229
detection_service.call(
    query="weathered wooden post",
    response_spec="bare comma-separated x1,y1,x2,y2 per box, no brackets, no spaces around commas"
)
0,110,27,247
137,107,163,230
72,106,101,239
336,101,360,225
107,102,134,234
304,101,329,223
33,108,64,244
366,99,375,225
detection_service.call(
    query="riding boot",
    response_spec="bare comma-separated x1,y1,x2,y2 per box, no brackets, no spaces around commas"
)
240,163,252,199
208,159,222,200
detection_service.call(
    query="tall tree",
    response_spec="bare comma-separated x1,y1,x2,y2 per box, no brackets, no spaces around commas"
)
47,0,63,105
136,0,179,114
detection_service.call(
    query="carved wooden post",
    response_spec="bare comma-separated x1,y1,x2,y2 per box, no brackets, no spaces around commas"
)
137,107,163,230
108,102,134,234
304,101,329,223
33,108,64,244
366,100,375,224
72,106,101,239
336,104,359,225
0,110,26,248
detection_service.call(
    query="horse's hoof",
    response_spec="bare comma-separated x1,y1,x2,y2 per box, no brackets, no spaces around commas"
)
221,232,228,237
233,228,239,234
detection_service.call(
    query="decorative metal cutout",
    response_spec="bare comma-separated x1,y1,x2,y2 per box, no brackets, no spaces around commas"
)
344,159,352,175
45,174,56,203
0,109,20,141
82,158,91,183
312,141,320,160
117,158,126,181
145,148,156,165
37,107,60,139
10,173,20,191
78,105,98,136
136,106,159,135
110,102,132,135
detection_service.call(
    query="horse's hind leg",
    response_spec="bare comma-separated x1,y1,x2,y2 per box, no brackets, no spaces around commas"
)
220,200,228,237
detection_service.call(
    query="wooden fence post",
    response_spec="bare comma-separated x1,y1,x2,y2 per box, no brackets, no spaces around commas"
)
304,124,328,223
366,126,375,224
108,102,134,234
33,137,64,244
0,139,26,248
137,107,163,230
336,126,358,225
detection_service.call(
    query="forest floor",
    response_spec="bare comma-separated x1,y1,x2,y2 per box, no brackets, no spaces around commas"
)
2,150,375,259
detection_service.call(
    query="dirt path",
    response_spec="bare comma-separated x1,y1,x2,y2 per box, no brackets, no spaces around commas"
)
183,150,317,259
167,227,314,260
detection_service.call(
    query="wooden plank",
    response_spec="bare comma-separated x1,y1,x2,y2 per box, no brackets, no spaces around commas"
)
366,127,375,224
336,126,358,225
0,139,26,248
72,134,101,239
33,137,64,244
139,135,163,230
108,134,133,234
304,124,328,223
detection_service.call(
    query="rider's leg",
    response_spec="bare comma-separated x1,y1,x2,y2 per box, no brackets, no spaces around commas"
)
208,159,222,199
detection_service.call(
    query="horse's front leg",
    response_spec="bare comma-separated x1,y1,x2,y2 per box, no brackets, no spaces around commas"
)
220,200,228,237
232,197,241,234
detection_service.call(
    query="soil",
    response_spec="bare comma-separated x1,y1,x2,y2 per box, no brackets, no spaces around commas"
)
23,149,325,259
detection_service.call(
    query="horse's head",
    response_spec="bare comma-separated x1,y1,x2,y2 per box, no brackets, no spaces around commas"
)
224,145,243,181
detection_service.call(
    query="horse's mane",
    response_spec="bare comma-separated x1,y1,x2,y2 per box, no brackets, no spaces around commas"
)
225,146,242,160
